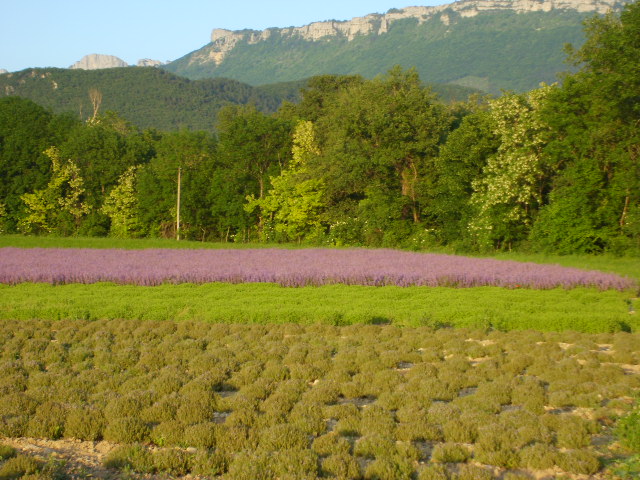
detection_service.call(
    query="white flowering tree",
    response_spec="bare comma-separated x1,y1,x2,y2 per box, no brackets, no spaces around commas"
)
468,85,553,249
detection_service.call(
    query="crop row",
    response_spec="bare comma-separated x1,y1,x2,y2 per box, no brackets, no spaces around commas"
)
2,282,637,334
1,318,639,478
0,247,635,290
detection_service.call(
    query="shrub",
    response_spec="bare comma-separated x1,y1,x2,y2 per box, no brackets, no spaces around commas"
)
364,455,413,480
190,450,227,477
149,420,184,447
396,421,443,442
442,418,476,444
321,453,362,480
176,389,218,425
225,451,272,480
103,444,154,473
182,422,218,449
153,449,191,476
456,464,494,480
0,443,16,460
417,464,451,480
103,416,150,444
271,449,320,479
289,402,328,436
25,401,66,439
354,435,396,459
0,455,41,479
360,405,396,437
430,443,471,463
312,432,352,456
64,405,104,441
555,449,601,475
555,415,595,449
616,408,640,452
258,424,309,451
518,443,557,470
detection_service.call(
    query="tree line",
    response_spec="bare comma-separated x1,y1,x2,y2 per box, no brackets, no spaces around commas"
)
1,2,638,254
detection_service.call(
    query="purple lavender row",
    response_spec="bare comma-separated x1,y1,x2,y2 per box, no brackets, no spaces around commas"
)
0,247,635,290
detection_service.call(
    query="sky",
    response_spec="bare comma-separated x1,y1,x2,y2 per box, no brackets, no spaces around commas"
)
1,0,451,73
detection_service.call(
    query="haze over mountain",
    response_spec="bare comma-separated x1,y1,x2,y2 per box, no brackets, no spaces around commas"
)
164,0,627,93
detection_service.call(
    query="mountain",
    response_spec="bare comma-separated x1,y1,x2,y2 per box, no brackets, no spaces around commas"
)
0,67,296,131
0,66,479,132
163,0,627,93
70,54,128,70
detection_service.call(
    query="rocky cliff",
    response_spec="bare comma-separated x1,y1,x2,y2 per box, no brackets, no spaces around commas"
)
70,54,129,70
202,0,624,66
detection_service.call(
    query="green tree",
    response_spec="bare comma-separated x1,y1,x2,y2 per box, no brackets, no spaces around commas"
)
312,67,451,246
216,105,293,237
532,1,640,253
19,146,90,234
433,108,499,245
136,129,217,239
101,165,142,238
246,120,325,242
0,97,77,232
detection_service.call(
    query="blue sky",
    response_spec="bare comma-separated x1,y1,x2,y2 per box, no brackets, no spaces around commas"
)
1,0,451,72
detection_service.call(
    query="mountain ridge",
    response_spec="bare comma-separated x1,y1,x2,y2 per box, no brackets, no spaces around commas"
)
163,0,628,93
201,0,624,66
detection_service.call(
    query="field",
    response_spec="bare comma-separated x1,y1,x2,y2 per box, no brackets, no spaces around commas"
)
0,236,639,479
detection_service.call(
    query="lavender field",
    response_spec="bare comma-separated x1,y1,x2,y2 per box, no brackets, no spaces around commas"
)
0,247,634,290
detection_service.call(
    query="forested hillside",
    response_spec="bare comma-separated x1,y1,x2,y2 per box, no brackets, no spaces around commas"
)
0,67,478,132
0,68,294,131
1,2,638,256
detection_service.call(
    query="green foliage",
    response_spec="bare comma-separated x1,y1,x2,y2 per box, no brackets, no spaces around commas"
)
468,86,552,249
0,67,288,131
617,406,640,452
246,120,325,242
321,453,361,480
19,147,90,235
101,165,142,237
2,282,636,333
0,445,16,461
0,455,41,479
430,443,471,463
103,416,150,443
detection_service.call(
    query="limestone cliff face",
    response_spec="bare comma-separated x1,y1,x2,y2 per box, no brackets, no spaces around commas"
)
201,0,623,66
0,69,8,75
70,54,128,70
137,59,164,67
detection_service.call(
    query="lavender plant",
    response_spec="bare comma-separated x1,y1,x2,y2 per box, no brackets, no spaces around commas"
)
1,247,634,290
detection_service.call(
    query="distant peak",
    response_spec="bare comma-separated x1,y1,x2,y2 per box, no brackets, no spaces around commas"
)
70,54,128,70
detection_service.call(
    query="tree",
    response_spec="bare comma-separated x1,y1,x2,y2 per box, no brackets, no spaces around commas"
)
468,85,553,249
311,67,451,245
531,1,640,253
0,97,77,232
136,129,217,239
432,108,499,245
101,165,142,238
245,120,325,242
216,105,293,236
19,146,90,234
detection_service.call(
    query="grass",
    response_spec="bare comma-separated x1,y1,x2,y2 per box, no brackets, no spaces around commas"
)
1,282,637,333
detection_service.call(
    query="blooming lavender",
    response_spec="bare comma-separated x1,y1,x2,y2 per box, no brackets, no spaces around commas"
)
0,247,635,290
